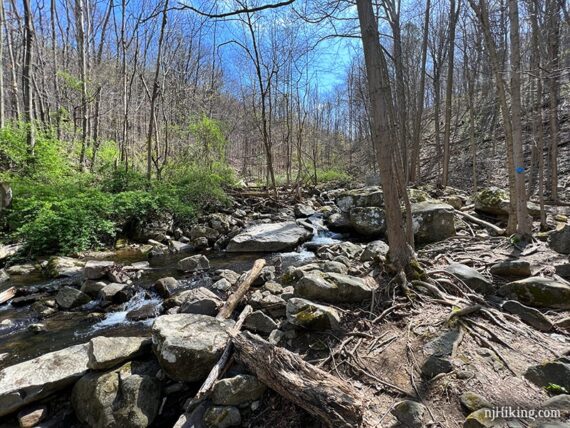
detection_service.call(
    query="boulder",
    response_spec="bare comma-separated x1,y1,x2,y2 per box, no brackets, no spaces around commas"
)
127,304,160,321
444,263,494,295
202,406,241,428
226,222,312,252
555,264,570,279
179,287,222,316
360,240,390,262
5,264,36,276
391,400,427,428
243,310,278,334
98,283,130,303
542,394,570,411
502,300,553,332
549,224,570,254
286,298,340,330
0,343,90,417
212,278,232,291
474,187,541,219
489,260,531,277
153,277,179,298
349,207,386,236
463,409,498,428
169,240,193,254
294,204,315,218
84,260,115,280
525,360,570,391
0,268,9,284
177,255,210,272
81,280,107,298
88,336,151,370
295,271,376,303
46,256,85,278
326,212,352,232
0,243,22,262
498,277,570,309
152,314,234,382
335,187,383,213
55,286,91,309
72,361,160,428
411,202,455,244
211,374,266,406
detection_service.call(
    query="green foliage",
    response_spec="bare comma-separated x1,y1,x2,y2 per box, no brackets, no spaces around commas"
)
306,168,352,185
188,115,228,169
545,383,568,395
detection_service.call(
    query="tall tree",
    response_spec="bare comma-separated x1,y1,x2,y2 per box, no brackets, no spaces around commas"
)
22,0,35,155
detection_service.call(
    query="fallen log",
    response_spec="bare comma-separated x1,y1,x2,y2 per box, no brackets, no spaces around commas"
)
454,210,505,235
216,258,265,320
185,305,253,411
0,286,15,305
233,331,363,428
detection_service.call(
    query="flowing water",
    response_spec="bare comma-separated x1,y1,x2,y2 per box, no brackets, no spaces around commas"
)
0,216,343,368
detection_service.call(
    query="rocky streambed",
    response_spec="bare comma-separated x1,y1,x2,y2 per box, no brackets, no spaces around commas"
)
0,185,569,427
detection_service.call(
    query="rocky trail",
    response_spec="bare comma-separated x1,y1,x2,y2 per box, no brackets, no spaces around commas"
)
0,184,569,428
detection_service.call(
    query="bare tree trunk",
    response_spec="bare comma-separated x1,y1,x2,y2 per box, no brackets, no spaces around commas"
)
508,0,530,237
409,0,430,183
441,0,460,187
356,0,414,273
75,0,89,170
22,0,35,156
0,0,4,128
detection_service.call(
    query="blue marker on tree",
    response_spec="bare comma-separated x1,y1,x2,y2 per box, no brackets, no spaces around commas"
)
515,166,525,174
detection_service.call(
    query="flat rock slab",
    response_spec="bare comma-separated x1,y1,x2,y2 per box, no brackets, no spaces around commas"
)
295,271,377,303
0,343,90,417
88,336,151,370
152,314,234,382
226,222,312,252
498,277,570,309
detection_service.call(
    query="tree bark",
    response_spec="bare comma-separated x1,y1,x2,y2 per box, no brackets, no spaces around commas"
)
234,331,363,428
22,0,35,156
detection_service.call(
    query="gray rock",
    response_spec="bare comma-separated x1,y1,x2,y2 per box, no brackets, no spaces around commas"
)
132,212,173,243
474,187,541,219
556,317,570,331
460,392,493,412
391,400,426,428
336,187,383,213
154,277,179,298
445,263,494,295
248,290,287,318
179,287,222,316
295,271,376,303
286,298,341,330
360,240,390,262
98,283,130,303
411,202,455,244
213,278,232,291
215,270,240,285
326,212,352,232
84,260,115,280
244,310,278,334
88,336,151,370
502,300,553,332
549,224,570,254
0,268,9,284
190,225,220,242
525,361,570,391
72,361,160,428
56,286,91,309
191,237,209,250
0,343,90,417
226,222,312,252
542,394,570,410
349,207,386,236
264,281,283,294
498,277,570,309
126,304,160,321
421,329,460,378
463,408,498,427
0,243,21,261
490,260,531,277
169,240,193,253
152,314,234,382
81,280,107,298
5,264,36,276
17,405,48,428
177,255,210,272
294,204,315,218
203,406,241,428
46,256,85,278
555,264,570,279
211,374,266,406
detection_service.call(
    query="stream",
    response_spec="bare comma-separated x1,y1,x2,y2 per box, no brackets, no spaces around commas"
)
0,215,343,369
